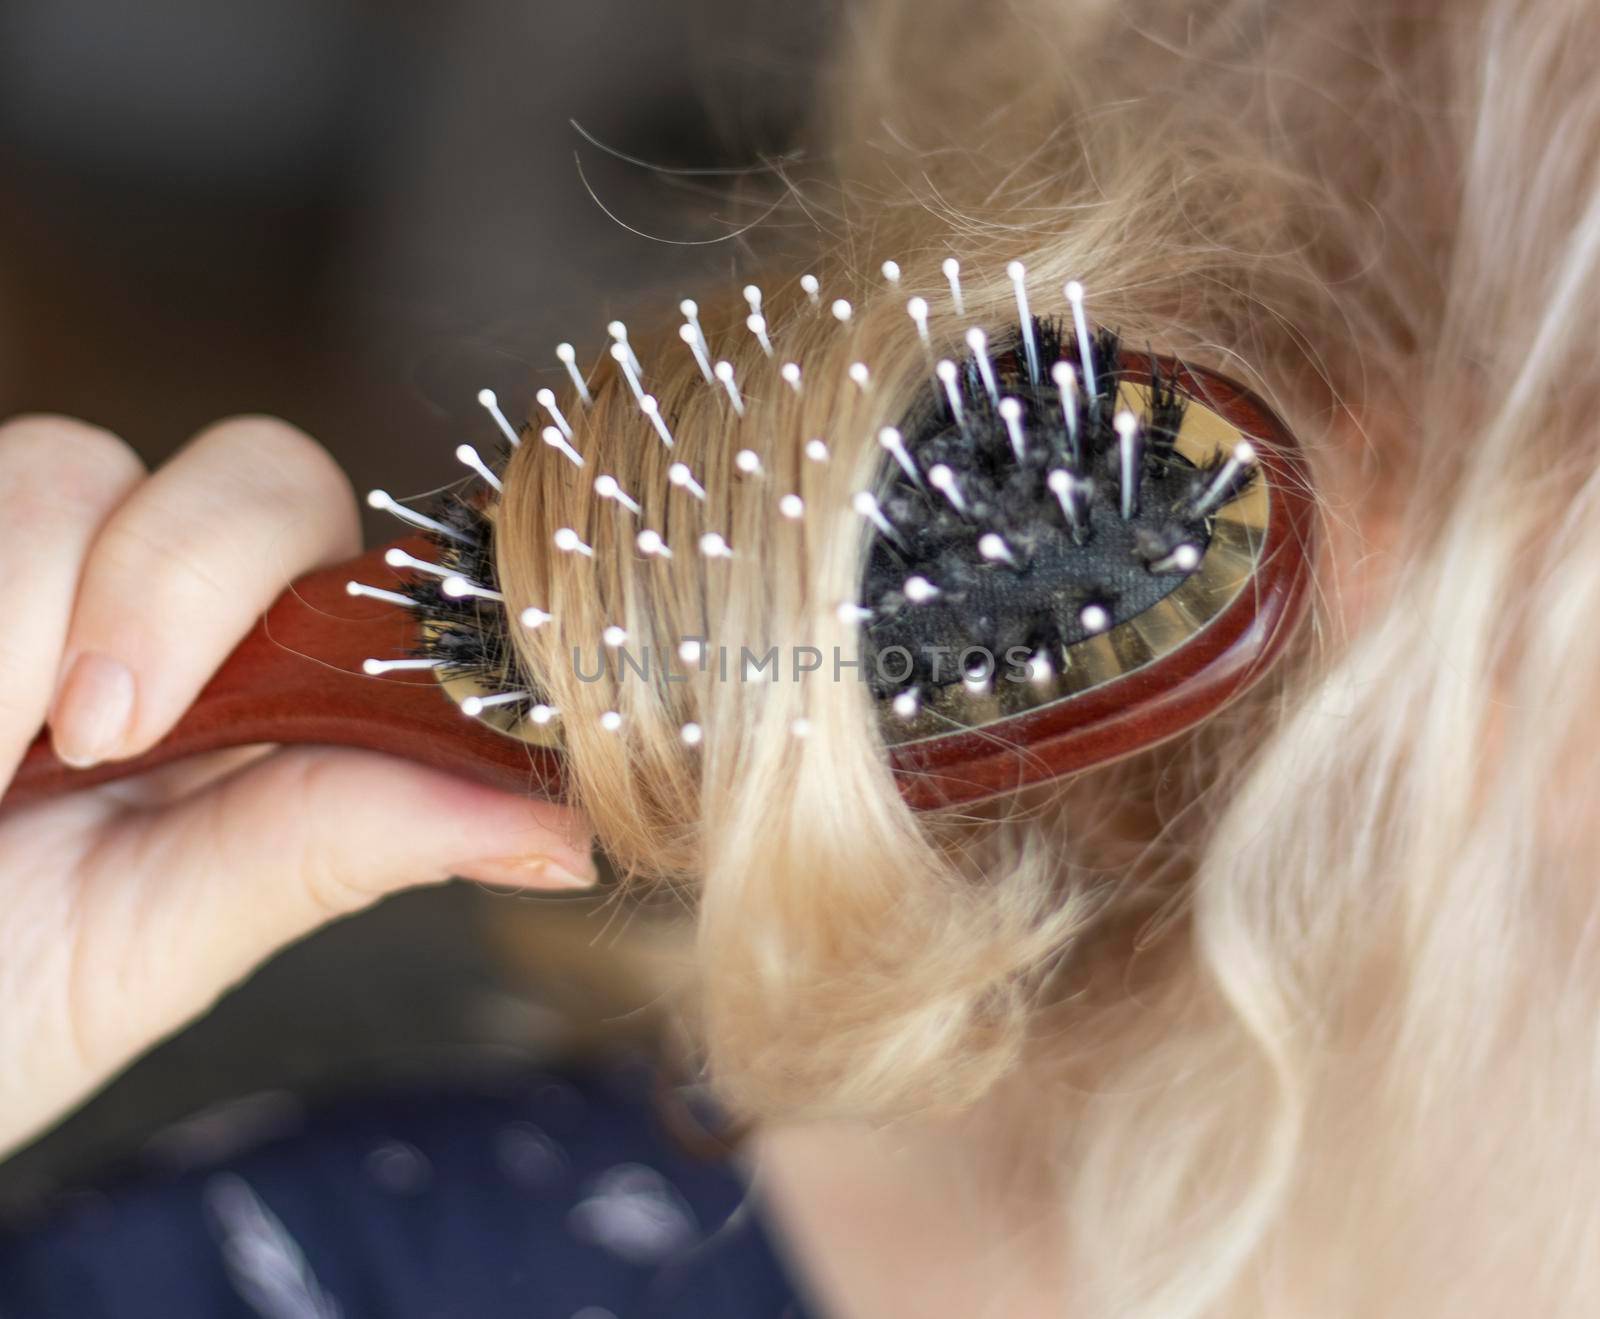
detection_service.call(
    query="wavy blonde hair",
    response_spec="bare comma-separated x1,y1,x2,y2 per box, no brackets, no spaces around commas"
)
499,0,1600,1311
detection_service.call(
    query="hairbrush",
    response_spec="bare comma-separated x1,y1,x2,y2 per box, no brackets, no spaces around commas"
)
5,263,1312,813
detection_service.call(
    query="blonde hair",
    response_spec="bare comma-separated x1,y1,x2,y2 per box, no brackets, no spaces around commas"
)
499,0,1600,1311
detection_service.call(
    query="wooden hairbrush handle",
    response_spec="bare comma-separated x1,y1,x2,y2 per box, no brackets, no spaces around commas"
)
5,538,565,809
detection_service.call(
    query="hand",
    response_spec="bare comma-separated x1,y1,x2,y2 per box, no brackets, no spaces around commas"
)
0,415,593,1158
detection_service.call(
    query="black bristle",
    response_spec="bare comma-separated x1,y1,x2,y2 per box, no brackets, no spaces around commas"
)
862,315,1253,701
399,486,547,709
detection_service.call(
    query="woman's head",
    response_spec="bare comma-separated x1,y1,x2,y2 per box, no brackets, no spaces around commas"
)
500,0,1600,1308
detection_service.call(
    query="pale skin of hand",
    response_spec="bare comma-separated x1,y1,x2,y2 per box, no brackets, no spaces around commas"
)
0,415,592,1160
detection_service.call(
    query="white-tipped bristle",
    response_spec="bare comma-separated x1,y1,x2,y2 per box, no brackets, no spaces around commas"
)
977,532,1015,565
966,327,999,406
1152,543,1203,574
455,443,503,493
903,574,939,603
535,387,573,440
878,426,920,484
602,625,627,648
553,527,594,557
1064,280,1096,399
1192,441,1257,516
881,260,902,285
636,529,672,558
530,703,557,725
805,438,830,462
781,361,802,393
680,721,704,746
346,580,416,608
1080,603,1111,634
852,491,896,540
1115,410,1142,521
1047,468,1085,535
800,273,820,307
699,531,733,559
521,605,553,628
362,657,441,676
610,341,647,403
678,319,714,384
1007,261,1040,384
668,462,707,502
998,397,1026,461
734,449,763,477
599,711,623,733
384,547,450,577
941,257,965,316
849,361,872,393
554,342,592,406
541,425,585,469
790,717,811,739
442,576,504,602
1051,360,1081,459
830,298,853,323
935,359,965,427
365,490,471,543
713,360,745,416
928,463,969,515
907,296,930,351
962,664,992,695
594,473,642,515
678,638,704,665
476,389,523,448
892,689,920,718
836,602,873,624
778,493,804,519
1028,651,1054,683
679,298,699,320
746,312,773,358
465,692,536,717
638,393,675,449
743,283,763,314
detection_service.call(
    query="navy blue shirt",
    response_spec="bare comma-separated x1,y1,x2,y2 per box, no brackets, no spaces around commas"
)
0,1064,813,1318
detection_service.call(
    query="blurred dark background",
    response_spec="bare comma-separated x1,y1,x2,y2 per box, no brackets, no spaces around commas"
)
0,0,831,1211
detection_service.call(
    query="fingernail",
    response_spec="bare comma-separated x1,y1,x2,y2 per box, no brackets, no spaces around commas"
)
459,855,599,890
51,652,136,769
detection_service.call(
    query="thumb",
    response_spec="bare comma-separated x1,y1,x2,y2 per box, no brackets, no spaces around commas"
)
92,746,593,1039
161,740,595,912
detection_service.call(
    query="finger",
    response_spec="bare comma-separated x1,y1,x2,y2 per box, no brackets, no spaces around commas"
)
73,749,593,1068
0,417,145,783
49,416,360,767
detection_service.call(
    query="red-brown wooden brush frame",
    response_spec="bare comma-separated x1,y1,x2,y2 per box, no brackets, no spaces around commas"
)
3,359,1311,814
